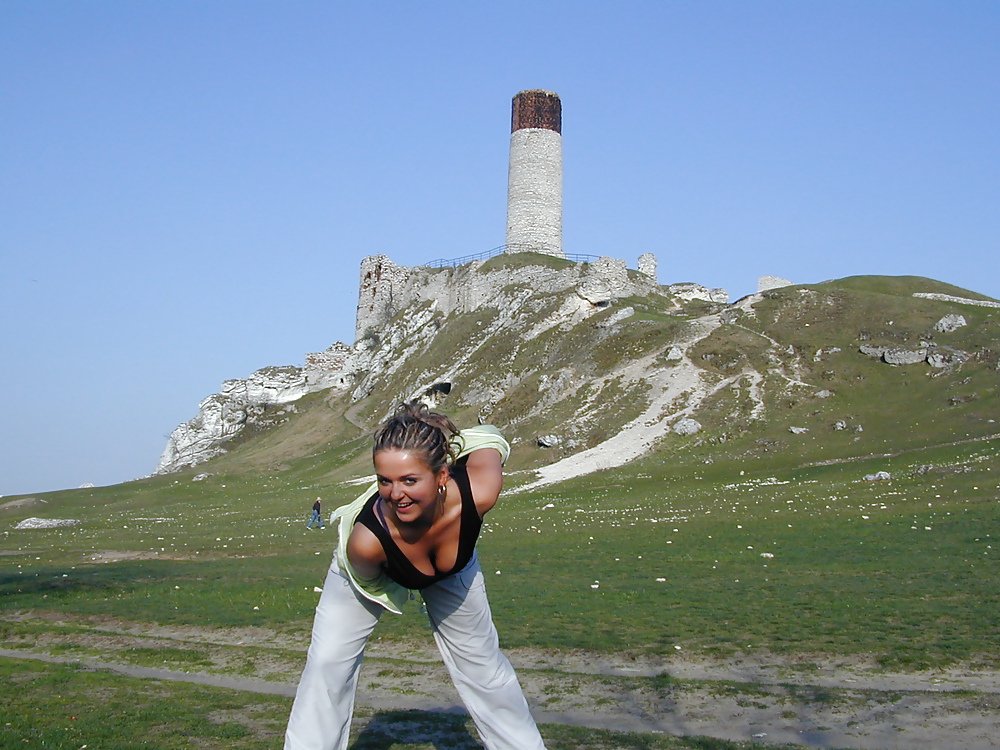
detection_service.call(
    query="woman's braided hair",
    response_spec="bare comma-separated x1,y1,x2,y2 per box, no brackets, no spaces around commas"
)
372,401,458,474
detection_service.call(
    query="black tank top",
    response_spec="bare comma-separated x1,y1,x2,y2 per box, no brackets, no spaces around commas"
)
355,461,482,590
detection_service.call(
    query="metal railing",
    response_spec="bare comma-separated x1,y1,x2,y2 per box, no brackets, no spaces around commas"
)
424,245,601,269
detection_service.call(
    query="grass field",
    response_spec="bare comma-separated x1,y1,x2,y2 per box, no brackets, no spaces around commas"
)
3,433,999,748
4,274,1000,747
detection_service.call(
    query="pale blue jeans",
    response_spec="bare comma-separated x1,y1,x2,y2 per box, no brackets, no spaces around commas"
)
284,552,546,750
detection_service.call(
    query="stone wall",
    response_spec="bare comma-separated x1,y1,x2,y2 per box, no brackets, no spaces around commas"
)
355,254,411,341
353,253,664,340
506,128,563,257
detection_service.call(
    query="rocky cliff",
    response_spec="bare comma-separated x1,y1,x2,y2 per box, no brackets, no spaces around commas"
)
157,254,1000,488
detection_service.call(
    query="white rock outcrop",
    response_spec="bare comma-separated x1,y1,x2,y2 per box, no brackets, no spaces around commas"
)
883,347,929,365
668,283,729,305
15,517,80,529
638,253,658,280
156,353,352,474
758,275,792,292
934,314,968,333
673,418,702,436
914,293,1000,309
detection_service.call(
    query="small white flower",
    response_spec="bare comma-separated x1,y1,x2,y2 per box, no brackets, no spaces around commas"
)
656,577,666,582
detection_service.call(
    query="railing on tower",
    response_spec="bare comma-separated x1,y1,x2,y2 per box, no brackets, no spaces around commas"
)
424,245,601,269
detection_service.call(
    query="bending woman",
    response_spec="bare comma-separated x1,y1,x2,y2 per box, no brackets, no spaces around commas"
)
284,402,546,750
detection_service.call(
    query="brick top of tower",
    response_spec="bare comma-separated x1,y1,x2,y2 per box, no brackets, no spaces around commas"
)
511,90,561,134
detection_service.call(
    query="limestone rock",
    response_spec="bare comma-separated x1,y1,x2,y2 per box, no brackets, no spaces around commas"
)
934,314,967,333
758,275,792,292
927,348,970,369
789,426,809,434
669,283,729,305
577,257,630,306
673,418,702,436
15,517,80,529
638,253,658,279
883,347,928,365
863,471,891,481
859,344,889,359
537,434,563,448
156,358,352,474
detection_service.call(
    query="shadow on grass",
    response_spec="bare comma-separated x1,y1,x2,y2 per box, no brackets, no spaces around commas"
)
349,709,484,749
0,557,319,626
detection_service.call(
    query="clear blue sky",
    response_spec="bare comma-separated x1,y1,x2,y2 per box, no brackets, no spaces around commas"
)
2,1,998,496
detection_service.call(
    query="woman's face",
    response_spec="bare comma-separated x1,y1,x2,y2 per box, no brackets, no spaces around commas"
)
373,449,448,523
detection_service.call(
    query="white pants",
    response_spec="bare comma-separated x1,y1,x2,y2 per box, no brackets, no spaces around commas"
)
284,553,546,750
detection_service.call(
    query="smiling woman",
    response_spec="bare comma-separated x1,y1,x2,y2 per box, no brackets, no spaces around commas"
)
284,401,546,750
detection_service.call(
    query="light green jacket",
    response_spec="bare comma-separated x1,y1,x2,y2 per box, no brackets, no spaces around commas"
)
331,425,511,614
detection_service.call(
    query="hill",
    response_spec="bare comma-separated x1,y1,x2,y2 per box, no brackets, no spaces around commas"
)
3,255,1000,748
160,254,1000,493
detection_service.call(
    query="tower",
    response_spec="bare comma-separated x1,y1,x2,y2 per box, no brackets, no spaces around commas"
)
505,90,564,257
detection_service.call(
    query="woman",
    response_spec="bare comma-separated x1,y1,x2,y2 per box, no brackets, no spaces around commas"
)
284,402,546,750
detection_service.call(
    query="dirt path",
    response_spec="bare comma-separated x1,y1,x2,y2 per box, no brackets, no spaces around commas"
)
4,623,1000,750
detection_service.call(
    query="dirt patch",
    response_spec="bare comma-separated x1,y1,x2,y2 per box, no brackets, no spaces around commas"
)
83,550,201,563
3,612,1000,749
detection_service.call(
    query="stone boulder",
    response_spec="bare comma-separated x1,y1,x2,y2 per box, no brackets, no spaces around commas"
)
157,364,331,474
927,348,970,369
758,275,792,292
934,314,967,333
673,418,702,436
883,347,928,365
863,471,891,482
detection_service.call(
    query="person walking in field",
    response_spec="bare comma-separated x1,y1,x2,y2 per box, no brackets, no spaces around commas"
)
284,401,546,750
306,498,325,529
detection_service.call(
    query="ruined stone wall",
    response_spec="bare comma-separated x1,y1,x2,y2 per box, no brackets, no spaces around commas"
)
355,255,411,341
353,253,664,340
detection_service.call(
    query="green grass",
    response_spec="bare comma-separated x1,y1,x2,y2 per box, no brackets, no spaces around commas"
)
5,273,1000,747
0,659,804,750
0,658,288,750
4,436,999,666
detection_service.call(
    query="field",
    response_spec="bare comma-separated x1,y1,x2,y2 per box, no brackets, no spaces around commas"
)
3,431,999,748
5,274,1000,747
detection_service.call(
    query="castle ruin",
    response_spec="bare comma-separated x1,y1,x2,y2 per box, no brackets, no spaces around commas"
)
505,90,563,257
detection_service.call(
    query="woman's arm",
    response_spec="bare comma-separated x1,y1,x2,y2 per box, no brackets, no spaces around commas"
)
463,447,504,516
347,525,387,581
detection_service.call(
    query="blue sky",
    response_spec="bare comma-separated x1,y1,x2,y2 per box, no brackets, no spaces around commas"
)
2,1,998,496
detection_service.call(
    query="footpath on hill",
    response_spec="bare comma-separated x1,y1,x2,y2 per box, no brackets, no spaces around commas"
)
2,613,1000,750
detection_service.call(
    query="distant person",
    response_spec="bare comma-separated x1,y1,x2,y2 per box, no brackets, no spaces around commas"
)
284,401,546,750
307,498,325,529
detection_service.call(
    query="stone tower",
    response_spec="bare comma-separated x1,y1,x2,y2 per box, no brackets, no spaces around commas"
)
505,90,564,258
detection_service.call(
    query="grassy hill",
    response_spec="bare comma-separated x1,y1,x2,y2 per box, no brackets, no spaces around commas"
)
3,270,999,748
